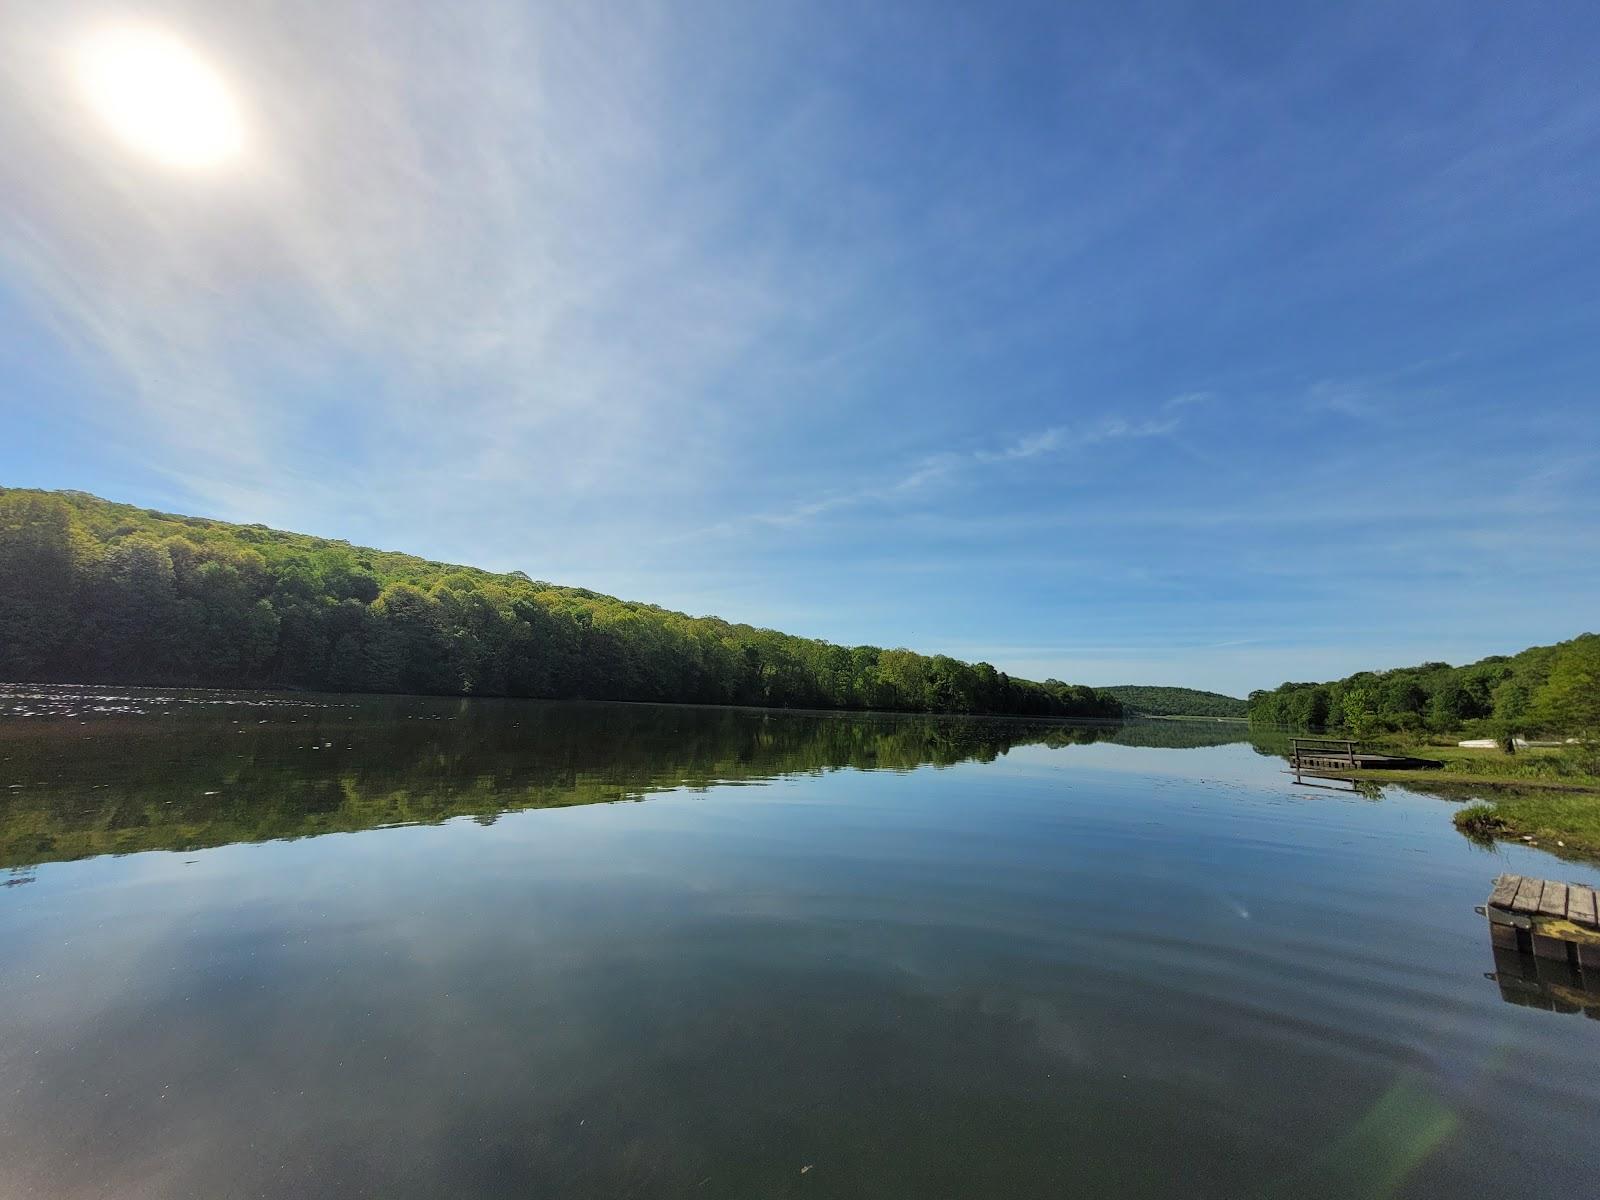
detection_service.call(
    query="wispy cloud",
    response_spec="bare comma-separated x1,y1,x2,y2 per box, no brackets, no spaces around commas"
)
730,410,1186,533
3,1,1599,694
974,415,1180,464
0,0,832,527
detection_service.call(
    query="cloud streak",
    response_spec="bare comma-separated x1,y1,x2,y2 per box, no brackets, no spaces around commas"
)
0,1,829,524
730,410,1186,533
3,1,1599,693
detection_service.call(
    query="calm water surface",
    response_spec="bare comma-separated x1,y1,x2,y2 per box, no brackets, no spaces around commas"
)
2,686,1597,1198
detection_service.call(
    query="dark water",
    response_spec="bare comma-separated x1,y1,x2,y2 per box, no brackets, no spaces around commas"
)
1,686,1597,1198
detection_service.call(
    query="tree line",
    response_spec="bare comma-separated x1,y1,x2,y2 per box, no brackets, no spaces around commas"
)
1246,633,1600,737
0,489,1122,719
1101,685,1246,718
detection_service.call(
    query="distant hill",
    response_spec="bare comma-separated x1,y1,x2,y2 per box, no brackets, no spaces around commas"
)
0,487,1122,719
1102,686,1247,718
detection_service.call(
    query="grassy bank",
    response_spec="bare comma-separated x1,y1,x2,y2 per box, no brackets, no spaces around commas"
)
1361,741,1600,791
1452,792,1600,859
1340,738,1600,858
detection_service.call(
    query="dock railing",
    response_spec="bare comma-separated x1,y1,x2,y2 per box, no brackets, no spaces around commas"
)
1290,737,1358,773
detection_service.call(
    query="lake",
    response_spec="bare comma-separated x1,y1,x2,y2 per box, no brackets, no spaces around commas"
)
2,685,1597,1198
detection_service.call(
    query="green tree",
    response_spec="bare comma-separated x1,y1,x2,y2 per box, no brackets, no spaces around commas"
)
1342,685,1382,740
0,493,92,676
79,537,183,678
373,583,460,693
1529,637,1600,735
0,486,1137,718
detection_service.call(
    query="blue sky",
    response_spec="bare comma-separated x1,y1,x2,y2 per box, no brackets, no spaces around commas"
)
2,0,1597,696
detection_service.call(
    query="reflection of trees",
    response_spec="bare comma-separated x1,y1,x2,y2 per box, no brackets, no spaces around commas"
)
1,701,1199,867
1100,721,1252,750
1245,726,1301,758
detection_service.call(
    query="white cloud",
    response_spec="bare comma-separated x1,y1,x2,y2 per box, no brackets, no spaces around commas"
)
974,415,1179,464
728,410,1187,533
0,0,821,527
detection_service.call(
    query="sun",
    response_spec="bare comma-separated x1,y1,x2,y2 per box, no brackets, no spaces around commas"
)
74,26,245,170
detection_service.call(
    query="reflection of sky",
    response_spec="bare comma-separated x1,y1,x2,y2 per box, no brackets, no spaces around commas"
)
4,743,1600,1197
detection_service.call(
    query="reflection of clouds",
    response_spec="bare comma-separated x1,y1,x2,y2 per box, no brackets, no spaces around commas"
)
8,735,1600,1195
1,842,660,1196
970,990,1088,1062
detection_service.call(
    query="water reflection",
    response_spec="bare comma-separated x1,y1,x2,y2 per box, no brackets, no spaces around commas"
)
5,688,1600,1198
1487,946,1600,1018
1289,774,1385,799
0,687,1249,867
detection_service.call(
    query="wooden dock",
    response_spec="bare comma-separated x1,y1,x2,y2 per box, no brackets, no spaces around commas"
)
1482,873,1600,966
1289,737,1443,775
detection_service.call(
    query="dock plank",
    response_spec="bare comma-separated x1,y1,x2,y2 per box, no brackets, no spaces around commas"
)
1488,874,1522,909
1539,881,1569,919
1512,877,1545,914
1568,886,1599,928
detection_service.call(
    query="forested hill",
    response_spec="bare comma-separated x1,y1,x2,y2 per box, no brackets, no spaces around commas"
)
1102,686,1247,718
0,488,1122,718
1247,634,1600,736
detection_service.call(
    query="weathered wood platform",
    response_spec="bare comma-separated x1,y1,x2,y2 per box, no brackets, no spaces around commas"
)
1483,873,1600,969
1289,737,1443,775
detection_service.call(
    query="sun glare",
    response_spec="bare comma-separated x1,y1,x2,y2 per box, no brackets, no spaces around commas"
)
74,26,245,169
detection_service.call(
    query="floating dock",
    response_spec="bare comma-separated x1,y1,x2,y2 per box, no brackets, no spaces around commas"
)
1482,874,1600,1016
1289,737,1443,775
1483,874,1600,966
